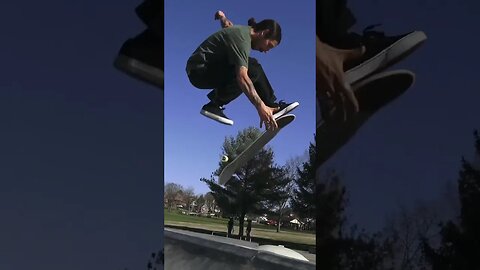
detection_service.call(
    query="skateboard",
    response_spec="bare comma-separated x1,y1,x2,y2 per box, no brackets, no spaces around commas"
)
316,69,415,168
218,114,296,185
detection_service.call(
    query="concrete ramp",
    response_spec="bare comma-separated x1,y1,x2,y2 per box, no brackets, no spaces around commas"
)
164,228,315,270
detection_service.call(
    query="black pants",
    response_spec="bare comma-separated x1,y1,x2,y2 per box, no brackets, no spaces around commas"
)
317,0,357,48
126,0,163,71
187,58,277,107
135,0,163,39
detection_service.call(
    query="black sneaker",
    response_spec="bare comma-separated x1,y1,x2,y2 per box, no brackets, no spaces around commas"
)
114,29,164,89
272,100,300,119
200,102,234,125
345,24,427,84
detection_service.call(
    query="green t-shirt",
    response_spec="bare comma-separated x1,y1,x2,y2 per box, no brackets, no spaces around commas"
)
187,25,251,70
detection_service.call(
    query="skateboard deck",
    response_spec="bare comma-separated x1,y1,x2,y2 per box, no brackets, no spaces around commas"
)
218,114,296,185
316,69,415,168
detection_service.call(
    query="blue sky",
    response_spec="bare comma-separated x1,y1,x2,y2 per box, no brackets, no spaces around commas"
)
164,0,316,194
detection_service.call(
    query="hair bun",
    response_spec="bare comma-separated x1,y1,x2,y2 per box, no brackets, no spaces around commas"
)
248,17,256,27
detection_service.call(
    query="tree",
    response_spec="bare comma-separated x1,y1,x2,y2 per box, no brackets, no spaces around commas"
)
182,187,196,213
146,250,163,270
164,182,183,211
265,165,294,233
337,229,396,270
422,130,480,269
196,194,206,213
291,142,317,227
201,126,290,237
314,168,350,270
269,155,306,233
382,201,441,270
309,136,393,269
204,192,217,214
317,169,346,237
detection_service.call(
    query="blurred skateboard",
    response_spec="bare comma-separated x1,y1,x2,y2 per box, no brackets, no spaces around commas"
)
219,114,296,185
316,69,415,167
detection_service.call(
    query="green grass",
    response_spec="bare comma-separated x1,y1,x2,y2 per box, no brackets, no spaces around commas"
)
164,209,315,246
164,210,229,225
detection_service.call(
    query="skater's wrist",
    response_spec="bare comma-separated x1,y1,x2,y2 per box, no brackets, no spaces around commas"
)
255,101,267,111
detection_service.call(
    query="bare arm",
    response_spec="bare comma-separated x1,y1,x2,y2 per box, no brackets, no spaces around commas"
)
316,36,363,121
236,66,263,108
237,66,278,130
214,10,233,28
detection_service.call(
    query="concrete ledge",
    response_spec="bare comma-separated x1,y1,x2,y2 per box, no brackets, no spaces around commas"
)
165,228,315,270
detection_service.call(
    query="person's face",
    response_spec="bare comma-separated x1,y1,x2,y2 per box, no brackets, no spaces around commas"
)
252,30,278,53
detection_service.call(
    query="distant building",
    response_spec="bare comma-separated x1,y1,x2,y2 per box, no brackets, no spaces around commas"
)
164,193,186,209
200,203,209,214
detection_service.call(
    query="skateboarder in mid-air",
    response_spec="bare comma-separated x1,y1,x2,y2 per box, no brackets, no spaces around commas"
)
186,11,299,131
206,11,297,186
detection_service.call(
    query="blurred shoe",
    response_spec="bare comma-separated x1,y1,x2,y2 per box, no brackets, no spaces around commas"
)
344,25,427,84
114,29,164,89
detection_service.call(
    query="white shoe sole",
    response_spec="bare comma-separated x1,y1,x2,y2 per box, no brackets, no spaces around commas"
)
200,110,234,125
345,31,427,84
273,101,300,119
114,54,164,89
